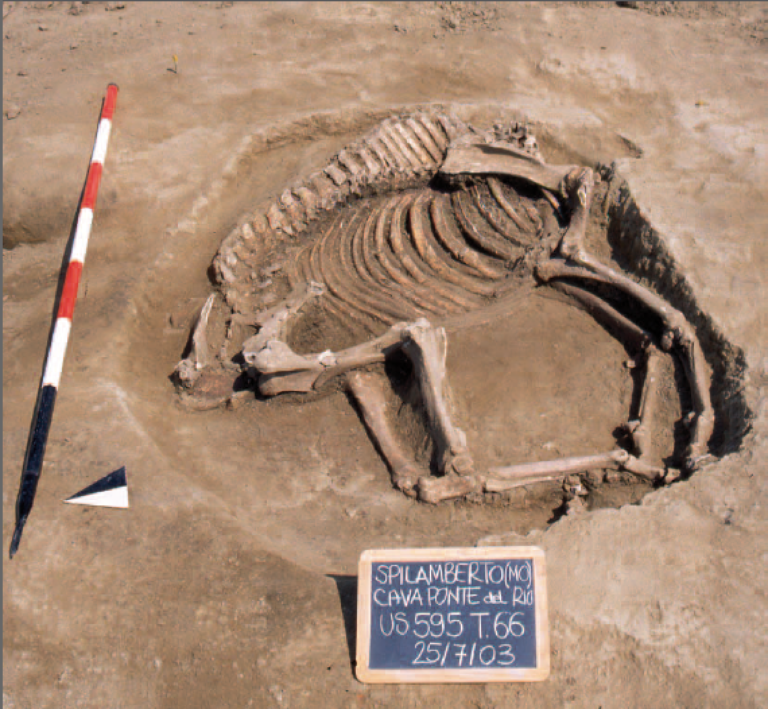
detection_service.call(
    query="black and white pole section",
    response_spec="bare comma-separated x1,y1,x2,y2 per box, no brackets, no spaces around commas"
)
10,84,119,559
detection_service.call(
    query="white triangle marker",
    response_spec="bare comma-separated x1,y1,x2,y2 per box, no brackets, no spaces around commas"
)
65,466,129,509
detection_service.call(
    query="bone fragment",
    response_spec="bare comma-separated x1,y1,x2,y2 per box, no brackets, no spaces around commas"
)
174,293,216,387
557,167,596,260
266,202,292,235
325,163,348,187
436,114,467,142
401,319,475,478
337,150,363,177
418,474,481,504
346,371,420,496
295,186,320,219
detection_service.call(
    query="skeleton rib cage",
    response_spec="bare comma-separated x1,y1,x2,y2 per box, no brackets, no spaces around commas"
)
177,111,715,505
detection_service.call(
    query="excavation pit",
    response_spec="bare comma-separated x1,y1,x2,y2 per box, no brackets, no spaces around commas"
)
162,105,750,545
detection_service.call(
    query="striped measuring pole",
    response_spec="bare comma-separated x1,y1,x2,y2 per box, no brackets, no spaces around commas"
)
10,84,119,559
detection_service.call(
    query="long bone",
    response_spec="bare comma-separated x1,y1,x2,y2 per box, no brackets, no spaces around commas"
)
546,280,652,351
485,448,664,489
346,370,420,496
625,344,661,461
400,319,475,480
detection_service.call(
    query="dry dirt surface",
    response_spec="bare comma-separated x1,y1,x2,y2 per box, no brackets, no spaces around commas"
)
3,2,768,708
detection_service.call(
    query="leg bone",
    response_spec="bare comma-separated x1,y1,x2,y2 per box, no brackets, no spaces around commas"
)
486,448,664,488
625,344,661,460
401,319,475,478
346,371,420,497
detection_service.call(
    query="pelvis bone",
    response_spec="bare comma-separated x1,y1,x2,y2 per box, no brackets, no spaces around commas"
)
175,113,713,504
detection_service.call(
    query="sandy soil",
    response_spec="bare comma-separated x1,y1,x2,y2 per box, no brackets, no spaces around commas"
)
3,2,767,708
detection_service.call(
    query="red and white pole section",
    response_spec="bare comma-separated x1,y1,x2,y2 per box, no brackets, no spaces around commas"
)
10,83,119,558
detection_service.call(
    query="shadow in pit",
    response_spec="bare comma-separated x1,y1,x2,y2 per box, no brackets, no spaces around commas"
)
328,574,359,672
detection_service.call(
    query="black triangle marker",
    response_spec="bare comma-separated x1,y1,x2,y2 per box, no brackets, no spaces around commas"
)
65,466,129,508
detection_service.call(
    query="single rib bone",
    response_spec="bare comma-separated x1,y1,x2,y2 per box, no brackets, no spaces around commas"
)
625,345,661,460
400,319,475,478
346,370,420,497
174,293,217,388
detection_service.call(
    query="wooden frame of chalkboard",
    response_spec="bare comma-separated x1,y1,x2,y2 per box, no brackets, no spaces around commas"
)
356,546,549,683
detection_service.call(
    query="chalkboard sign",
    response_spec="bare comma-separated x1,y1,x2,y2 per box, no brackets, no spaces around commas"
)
356,547,549,683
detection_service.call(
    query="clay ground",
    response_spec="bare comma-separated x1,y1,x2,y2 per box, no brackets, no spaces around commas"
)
3,2,767,707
